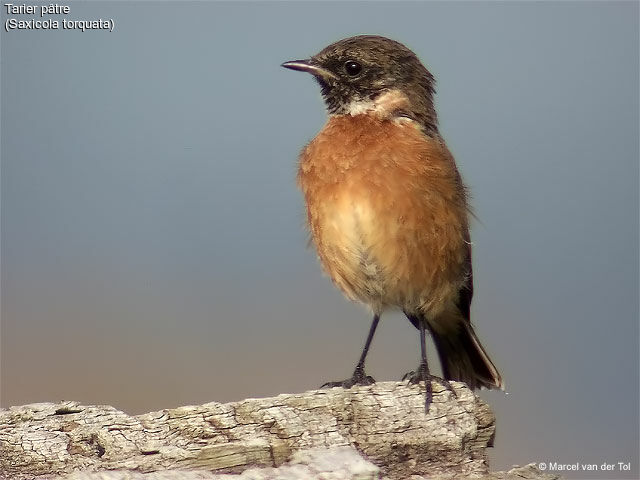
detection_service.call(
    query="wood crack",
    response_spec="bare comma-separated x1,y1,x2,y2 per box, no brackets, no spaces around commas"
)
0,381,559,480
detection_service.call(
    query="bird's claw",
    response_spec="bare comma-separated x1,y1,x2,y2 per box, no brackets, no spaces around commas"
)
321,365,375,389
402,363,457,413
402,368,456,394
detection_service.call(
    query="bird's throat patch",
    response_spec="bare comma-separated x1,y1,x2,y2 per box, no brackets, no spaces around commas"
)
343,89,416,126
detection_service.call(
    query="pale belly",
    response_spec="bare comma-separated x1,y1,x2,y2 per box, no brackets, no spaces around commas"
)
312,194,409,314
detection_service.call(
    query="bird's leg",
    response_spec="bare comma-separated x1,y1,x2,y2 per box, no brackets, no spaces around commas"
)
321,314,379,388
402,313,456,413
409,318,433,411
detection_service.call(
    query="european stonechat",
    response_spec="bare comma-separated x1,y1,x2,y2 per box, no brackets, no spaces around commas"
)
282,35,503,412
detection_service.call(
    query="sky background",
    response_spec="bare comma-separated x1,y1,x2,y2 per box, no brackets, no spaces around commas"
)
1,1,638,478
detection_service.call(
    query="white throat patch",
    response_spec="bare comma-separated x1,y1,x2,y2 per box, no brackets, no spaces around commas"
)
343,89,412,121
344,98,376,116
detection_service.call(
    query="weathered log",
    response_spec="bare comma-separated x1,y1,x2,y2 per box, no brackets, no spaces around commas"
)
0,381,558,480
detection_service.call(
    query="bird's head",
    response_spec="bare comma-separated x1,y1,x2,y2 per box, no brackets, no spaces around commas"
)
282,35,438,134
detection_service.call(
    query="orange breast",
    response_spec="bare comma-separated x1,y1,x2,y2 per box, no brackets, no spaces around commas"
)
297,114,470,317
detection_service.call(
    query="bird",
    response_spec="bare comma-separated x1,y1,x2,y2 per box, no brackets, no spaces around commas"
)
282,35,503,412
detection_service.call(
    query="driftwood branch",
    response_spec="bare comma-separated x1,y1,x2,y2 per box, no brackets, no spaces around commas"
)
0,381,558,480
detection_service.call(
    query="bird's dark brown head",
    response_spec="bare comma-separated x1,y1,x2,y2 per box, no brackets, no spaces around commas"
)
282,35,438,134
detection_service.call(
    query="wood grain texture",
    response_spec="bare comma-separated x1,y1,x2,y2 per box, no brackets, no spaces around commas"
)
0,382,558,480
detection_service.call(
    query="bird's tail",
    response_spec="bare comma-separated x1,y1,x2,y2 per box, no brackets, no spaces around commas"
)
429,317,503,391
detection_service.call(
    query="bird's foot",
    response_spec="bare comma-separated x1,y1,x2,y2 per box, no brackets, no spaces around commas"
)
402,369,457,394
321,365,375,389
402,363,457,412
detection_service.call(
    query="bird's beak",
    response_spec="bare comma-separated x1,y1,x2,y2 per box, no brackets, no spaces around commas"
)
281,59,338,82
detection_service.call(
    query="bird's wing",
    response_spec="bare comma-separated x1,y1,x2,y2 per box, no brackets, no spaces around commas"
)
456,240,474,323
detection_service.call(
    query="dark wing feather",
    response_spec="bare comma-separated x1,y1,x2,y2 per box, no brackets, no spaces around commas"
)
456,241,473,322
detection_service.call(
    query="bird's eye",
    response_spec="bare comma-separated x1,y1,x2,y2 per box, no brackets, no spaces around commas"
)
344,60,362,76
